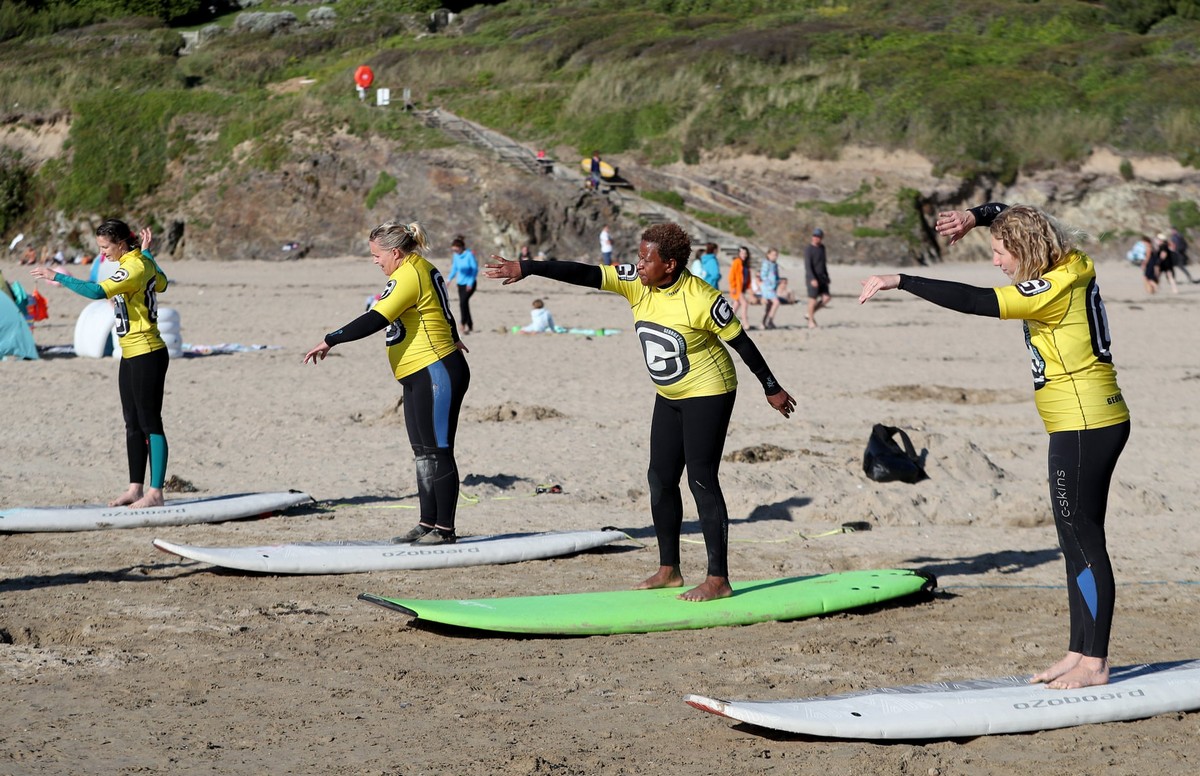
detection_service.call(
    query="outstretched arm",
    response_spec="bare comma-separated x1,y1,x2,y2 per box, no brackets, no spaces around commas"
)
484,255,602,288
726,331,795,418
30,267,106,299
859,273,999,317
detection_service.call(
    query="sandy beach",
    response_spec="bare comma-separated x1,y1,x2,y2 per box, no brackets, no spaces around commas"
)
2,247,1198,774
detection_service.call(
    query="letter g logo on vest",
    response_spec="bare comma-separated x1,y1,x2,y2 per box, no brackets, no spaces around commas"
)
1016,278,1052,297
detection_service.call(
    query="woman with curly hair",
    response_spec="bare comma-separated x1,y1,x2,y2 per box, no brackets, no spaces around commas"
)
859,203,1130,690
485,222,795,602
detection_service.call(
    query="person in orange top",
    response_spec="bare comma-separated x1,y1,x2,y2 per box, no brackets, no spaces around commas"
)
728,245,752,325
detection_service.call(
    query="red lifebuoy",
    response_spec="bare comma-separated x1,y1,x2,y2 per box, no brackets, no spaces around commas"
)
354,65,374,89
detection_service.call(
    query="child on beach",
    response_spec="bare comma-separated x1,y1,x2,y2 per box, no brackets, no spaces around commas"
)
520,298,557,333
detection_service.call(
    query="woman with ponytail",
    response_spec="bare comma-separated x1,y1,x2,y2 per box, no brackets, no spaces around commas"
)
304,221,471,545
32,220,171,509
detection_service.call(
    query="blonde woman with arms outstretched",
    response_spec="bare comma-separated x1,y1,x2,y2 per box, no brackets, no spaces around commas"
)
860,203,1130,691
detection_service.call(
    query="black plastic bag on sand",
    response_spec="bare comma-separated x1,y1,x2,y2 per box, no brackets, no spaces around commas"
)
862,424,929,484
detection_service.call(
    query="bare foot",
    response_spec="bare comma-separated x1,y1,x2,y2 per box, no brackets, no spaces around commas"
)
109,486,144,507
635,565,684,590
1046,657,1109,690
677,576,733,602
127,488,165,510
1029,652,1082,684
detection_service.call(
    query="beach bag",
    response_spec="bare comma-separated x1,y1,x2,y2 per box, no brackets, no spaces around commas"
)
862,424,928,484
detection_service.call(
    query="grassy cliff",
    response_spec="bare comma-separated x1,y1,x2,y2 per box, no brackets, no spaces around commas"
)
1,0,1199,237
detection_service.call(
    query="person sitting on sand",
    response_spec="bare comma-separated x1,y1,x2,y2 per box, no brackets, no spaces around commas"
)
485,222,796,602
520,298,556,333
776,277,797,305
860,202,1130,691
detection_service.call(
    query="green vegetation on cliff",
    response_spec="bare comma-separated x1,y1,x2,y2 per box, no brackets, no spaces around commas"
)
0,0,1198,226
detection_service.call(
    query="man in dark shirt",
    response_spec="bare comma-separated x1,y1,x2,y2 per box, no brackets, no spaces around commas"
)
804,228,832,328
1169,227,1196,283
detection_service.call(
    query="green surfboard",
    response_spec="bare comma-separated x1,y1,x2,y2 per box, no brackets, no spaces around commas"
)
359,569,935,635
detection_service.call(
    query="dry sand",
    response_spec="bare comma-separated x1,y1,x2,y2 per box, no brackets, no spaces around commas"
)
2,249,1198,775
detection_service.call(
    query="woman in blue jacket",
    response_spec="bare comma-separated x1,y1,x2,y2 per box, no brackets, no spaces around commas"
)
447,235,478,333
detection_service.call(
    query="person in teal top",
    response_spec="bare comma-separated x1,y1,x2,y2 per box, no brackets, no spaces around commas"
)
698,243,721,289
32,221,171,509
447,235,478,334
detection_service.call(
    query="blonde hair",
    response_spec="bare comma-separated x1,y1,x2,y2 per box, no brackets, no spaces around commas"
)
989,205,1078,282
369,221,428,256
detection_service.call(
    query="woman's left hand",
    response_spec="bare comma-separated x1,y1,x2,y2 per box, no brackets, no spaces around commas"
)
29,266,57,282
768,389,796,418
935,210,976,245
483,255,524,285
140,227,153,252
303,341,331,364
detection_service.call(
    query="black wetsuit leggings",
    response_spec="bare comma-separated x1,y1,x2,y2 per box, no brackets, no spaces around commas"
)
398,349,470,530
647,391,736,578
457,284,475,331
1048,420,1130,658
118,347,169,486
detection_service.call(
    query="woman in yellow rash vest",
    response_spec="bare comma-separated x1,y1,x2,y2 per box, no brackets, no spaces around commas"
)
304,221,470,546
32,220,170,509
859,203,1130,691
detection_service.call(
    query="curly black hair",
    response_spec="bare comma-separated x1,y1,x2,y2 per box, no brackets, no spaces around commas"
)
641,222,692,267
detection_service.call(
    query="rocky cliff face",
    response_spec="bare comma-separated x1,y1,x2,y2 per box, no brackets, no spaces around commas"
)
5,114,1198,264
623,146,1200,264
153,135,621,262
135,137,1200,265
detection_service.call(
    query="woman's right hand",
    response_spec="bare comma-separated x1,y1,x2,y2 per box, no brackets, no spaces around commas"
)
29,267,58,282
483,255,525,285
303,341,331,364
858,274,901,304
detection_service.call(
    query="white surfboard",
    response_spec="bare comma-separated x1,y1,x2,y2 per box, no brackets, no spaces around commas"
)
152,529,629,574
0,491,314,533
685,659,1200,739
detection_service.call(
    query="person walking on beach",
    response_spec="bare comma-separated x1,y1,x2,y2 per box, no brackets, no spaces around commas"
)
599,224,613,266
31,221,171,509
1168,227,1196,283
859,203,1130,691
484,222,795,602
1152,233,1179,294
447,235,478,333
728,246,752,324
804,228,832,328
1141,235,1161,294
758,248,782,329
304,221,470,545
